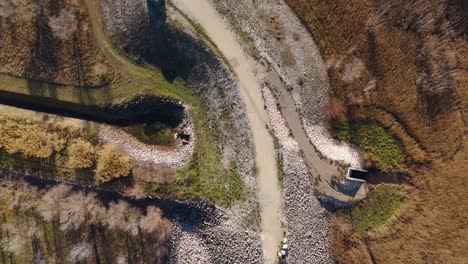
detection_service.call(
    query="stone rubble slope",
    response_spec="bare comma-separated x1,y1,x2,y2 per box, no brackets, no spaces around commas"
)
98,112,194,168
263,86,333,264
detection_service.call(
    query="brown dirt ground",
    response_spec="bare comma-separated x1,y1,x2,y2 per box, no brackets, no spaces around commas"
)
285,0,468,262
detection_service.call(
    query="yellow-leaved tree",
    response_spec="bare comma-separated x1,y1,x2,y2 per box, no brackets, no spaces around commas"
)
95,144,132,183
67,139,95,169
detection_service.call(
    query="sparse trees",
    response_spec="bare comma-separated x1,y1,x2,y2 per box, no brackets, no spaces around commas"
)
0,180,171,262
95,145,133,183
67,139,95,169
59,192,105,232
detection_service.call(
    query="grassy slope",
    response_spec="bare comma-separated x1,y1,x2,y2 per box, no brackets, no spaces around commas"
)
82,0,244,206
351,184,401,235
332,120,403,171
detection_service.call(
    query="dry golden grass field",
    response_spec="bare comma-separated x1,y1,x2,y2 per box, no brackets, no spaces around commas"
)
285,0,468,262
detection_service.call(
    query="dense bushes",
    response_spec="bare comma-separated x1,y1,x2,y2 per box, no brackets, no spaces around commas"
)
0,115,66,158
66,139,96,169
95,144,133,183
332,120,403,171
0,115,134,184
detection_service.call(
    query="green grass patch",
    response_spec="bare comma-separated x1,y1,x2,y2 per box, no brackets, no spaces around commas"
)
351,184,402,235
332,119,403,171
124,122,175,146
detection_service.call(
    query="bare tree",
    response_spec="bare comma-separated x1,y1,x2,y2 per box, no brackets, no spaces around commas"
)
37,184,71,222
48,9,78,40
67,242,92,264
59,192,105,232
9,181,39,212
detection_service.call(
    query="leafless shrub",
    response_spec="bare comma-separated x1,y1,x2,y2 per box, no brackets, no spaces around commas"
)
48,9,78,40
67,139,95,169
125,209,141,237
133,163,175,185
324,98,345,120
59,192,105,231
95,144,133,183
341,58,365,83
140,206,171,245
292,31,301,41
0,1,14,18
139,206,162,234
93,64,108,80
67,242,92,264
116,255,128,264
1,219,37,255
9,181,39,212
1,223,27,255
123,185,146,199
37,184,71,221
105,200,131,230
281,46,296,67
0,0,40,22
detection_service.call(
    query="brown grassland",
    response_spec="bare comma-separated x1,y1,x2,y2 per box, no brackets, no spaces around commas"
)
285,0,468,263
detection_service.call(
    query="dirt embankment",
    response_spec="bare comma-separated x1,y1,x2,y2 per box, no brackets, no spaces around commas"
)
284,0,468,262
0,0,117,86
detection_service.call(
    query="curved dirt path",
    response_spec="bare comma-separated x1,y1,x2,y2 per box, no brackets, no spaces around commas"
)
171,0,283,263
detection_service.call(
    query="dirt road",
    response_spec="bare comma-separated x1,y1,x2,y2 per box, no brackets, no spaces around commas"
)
171,0,284,263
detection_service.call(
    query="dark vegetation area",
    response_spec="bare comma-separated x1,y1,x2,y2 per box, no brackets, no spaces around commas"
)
286,0,468,262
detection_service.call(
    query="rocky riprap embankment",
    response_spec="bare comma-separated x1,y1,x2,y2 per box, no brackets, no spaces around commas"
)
98,109,194,168
168,208,263,264
262,86,333,263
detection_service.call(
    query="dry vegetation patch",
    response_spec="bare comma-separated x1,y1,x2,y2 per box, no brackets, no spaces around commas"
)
285,0,468,262
286,0,466,158
0,115,134,185
95,144,133,183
